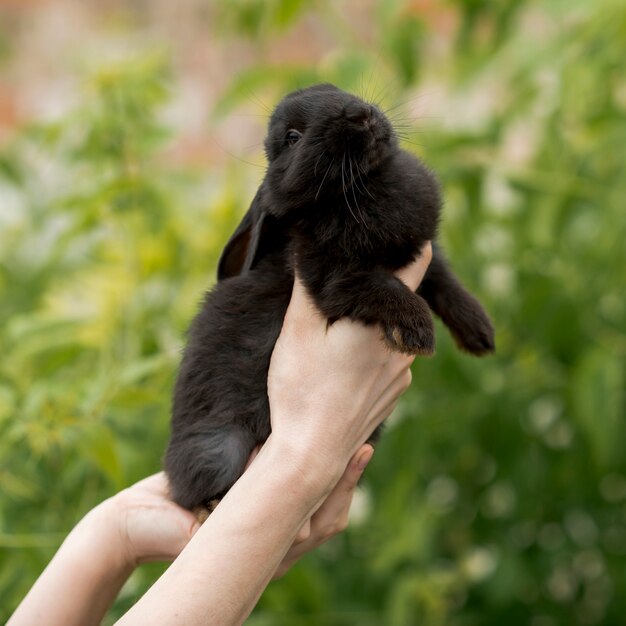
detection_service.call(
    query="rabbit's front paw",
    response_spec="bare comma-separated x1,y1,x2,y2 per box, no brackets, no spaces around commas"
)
383,316,435,356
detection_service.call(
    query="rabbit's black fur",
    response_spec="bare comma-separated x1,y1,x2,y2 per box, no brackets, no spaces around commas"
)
165,84,494,510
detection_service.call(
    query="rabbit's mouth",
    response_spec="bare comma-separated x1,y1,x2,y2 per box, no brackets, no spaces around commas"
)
340,135,394,184
298,114,395,205
338,104,395,174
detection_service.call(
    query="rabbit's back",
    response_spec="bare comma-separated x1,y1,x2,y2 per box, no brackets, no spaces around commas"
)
165,258,292,508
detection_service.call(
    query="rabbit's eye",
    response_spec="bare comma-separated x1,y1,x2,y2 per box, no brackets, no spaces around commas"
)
286,129,302,146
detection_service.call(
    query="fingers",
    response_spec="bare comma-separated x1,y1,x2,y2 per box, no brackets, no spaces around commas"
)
395,241,433,291
129,472,170,496
285,275,326,327
308,444,374,538
160,508,202,559
111,475,205,565
294,519,311,544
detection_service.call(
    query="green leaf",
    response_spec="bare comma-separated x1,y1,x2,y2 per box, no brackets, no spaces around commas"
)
572,347,625,467
81,422,124,488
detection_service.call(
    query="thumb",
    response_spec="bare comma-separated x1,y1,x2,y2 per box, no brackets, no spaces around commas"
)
285,273,324,326
395,241,433,291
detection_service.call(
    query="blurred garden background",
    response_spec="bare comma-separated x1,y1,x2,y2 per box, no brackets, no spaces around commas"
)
1,0,625,624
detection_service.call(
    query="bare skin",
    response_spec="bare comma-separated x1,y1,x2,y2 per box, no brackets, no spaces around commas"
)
9,242,432,626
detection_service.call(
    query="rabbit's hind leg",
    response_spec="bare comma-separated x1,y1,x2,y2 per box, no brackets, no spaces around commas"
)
165,424,256,511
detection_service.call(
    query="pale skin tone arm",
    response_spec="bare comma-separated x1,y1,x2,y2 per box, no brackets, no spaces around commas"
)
8,460,373,626
9,243,432,626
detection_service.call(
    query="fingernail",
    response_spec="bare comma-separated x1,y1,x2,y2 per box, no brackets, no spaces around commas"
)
356,448,374,472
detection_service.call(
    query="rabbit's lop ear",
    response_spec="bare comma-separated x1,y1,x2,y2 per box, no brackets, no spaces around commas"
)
217,190,267,280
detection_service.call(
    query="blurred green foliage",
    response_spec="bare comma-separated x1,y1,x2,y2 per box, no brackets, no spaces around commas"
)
1,0,625,624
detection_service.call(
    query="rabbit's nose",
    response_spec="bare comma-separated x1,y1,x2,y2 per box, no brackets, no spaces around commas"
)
344,103,376,127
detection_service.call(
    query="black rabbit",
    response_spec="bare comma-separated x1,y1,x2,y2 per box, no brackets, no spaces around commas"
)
165,84,494,510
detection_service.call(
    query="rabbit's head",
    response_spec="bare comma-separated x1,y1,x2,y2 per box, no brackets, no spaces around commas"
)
218,84,400,279
263,83,397,215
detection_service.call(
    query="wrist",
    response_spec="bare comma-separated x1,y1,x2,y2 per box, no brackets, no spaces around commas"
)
261,433,345,503
78,498,136,575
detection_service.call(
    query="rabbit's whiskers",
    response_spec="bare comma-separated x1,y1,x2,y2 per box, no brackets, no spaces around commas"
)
347,156,360,218
341,153,364,226
348,153,369,229
315,156,335,201
349,151,374,202
355,159,375,200
314,149,327,177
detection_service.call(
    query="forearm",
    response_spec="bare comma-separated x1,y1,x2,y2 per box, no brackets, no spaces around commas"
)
8,505,133,626
117,438,339,626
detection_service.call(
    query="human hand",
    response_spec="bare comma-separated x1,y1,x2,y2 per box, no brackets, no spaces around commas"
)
96,438,373,572
267,242,433,483
272,443,374,579
240,441,374,579
101,472,200,568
